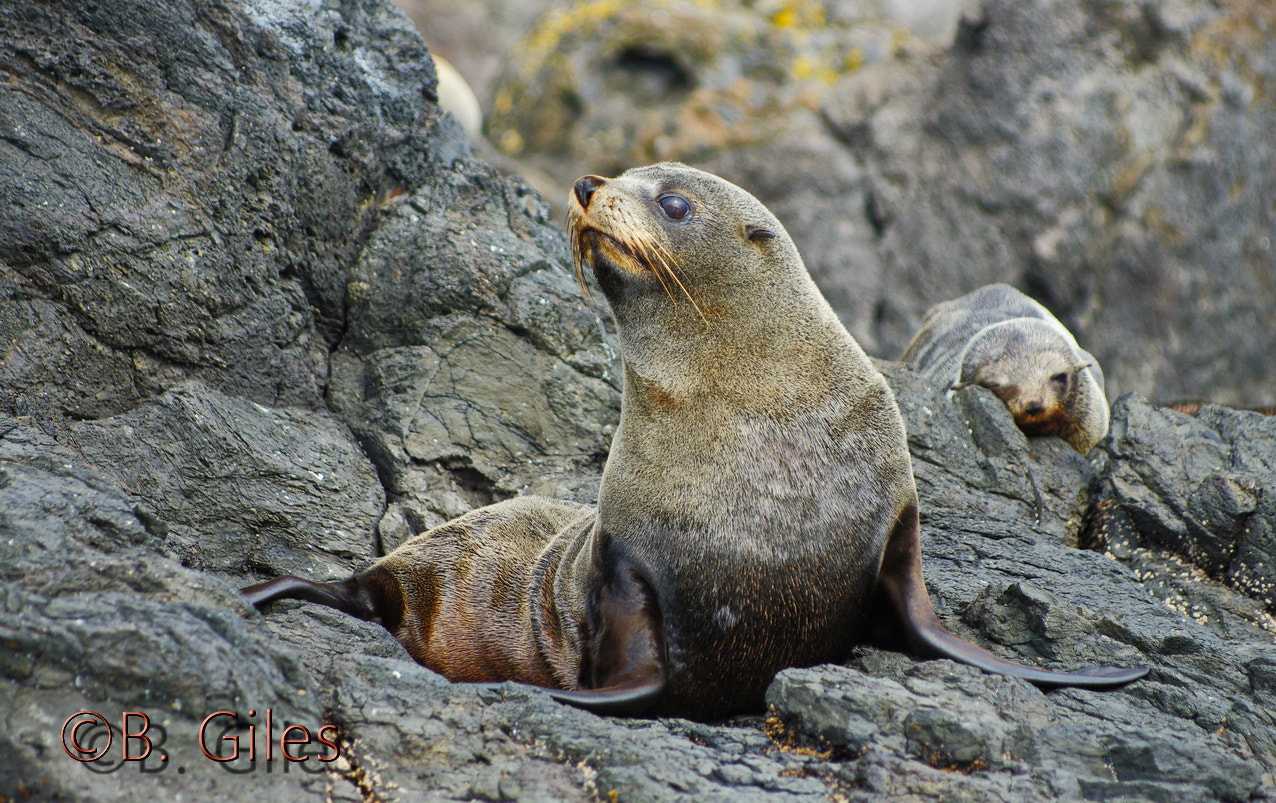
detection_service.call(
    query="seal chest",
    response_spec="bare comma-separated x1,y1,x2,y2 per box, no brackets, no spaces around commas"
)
244,165,1146,720
900,283,1111,453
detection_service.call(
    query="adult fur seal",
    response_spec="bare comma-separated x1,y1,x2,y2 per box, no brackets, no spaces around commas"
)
244,165,1145,719
900,283,1110,454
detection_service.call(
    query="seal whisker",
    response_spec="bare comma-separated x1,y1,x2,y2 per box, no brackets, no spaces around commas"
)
575,253,595,301
653,245,710,325
643,245,677,301
567,213,594,301
611,221,677,302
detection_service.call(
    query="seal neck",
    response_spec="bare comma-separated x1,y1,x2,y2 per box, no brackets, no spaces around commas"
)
611,277,870,412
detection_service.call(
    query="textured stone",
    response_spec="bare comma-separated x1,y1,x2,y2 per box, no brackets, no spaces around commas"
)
65,381,384,581
1091,394,1276,614
325,160,620,539
0,0,448,418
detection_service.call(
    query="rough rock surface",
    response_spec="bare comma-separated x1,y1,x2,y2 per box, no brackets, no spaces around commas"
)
1089,394,1276,617
0,0,444,417
324,161,620,546
2,0,1274,801
65,381,385,581
481,0,1276,406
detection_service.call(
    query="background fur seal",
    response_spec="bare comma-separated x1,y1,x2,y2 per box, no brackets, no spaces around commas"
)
244,165,1145,719
900,283,1110,453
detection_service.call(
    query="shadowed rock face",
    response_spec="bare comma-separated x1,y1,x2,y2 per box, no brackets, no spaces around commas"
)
1,1,1273,801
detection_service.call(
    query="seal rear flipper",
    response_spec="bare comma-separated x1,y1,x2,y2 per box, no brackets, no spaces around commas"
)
871,502,1148,689
241,573,394,624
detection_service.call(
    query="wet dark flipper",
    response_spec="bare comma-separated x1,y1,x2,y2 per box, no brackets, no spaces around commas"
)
499,561,667,716
873,502,1148,689
470,678,664,717
241,575,381,621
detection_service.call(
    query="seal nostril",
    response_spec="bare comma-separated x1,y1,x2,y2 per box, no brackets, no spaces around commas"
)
574,175,605,209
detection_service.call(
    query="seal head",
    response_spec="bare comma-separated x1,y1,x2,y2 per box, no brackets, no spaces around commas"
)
957,318,1098,438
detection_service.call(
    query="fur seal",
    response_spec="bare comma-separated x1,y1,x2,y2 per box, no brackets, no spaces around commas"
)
900,284,1111,454
244,165,1146,719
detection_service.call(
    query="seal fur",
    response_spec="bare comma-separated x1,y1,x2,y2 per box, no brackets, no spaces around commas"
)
900,283,1110,453
244,164,1145,719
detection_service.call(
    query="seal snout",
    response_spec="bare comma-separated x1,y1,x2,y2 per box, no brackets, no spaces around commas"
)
574,175,606,209
1009,392,1051,422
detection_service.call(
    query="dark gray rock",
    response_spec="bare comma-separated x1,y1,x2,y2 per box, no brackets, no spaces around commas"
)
325,157,620,544
0,0,446,418
0,414,330,800
770,656,1264,802
1090,394,1276,616
761,366,1276,802
64,381,384,581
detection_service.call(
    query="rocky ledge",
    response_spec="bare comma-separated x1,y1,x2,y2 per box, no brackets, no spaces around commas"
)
1,1,1272,801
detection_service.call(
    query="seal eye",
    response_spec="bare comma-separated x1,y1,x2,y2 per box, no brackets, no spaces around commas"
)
656,194,691,221
1050,372,1070,389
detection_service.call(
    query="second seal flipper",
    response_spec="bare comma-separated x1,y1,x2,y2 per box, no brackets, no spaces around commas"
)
477,673,666,717
871,502,1149,689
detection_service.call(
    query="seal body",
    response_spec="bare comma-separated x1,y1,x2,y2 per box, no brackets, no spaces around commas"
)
900,284,1110,453
245,165,1145,719
373,496,594,689
566,165,915,715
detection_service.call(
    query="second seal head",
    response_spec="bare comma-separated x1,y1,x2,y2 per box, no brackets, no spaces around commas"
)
900,283,1110,454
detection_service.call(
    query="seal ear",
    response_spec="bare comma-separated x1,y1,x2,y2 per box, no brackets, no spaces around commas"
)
745,225,776,243
949,380,969,391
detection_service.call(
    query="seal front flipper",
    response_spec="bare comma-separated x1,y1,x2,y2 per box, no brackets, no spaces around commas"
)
565,562,668,714
514,562,667,716
871,502,1149,689
469,678,664,716
469,563,666,716
536,676,664,716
